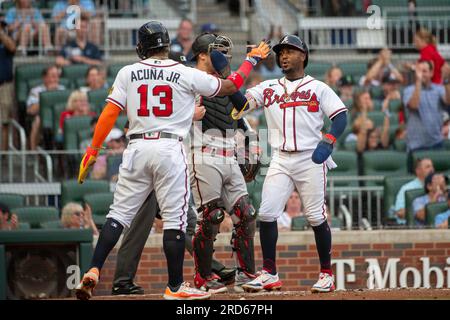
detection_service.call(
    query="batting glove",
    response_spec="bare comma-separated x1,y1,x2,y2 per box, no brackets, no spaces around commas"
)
78,146,99,184
312,134,336,164
245,40,271,66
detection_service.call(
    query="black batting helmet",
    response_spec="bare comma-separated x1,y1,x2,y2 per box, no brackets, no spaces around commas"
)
191,33,233,61
136,21,171,60
272,34,309,69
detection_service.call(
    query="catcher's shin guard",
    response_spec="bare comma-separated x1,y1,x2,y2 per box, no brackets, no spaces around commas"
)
193,200,225,278
230,195,257,274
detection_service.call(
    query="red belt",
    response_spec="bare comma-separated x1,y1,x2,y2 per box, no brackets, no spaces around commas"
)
201,146,235,157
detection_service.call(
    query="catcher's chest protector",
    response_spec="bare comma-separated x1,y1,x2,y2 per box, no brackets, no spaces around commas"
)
201,95,239,134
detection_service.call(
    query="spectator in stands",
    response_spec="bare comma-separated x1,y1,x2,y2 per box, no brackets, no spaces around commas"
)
91,128,125,182
413,172,448,227
219,214,234,233
351,89,374,119
337,74,354,105
324,66,343,91
170,19,194,62
345,116,373,145
27,65,66,150
381,71,401,101
61,202,98,236
391,158,434,225
414,28,448,84
5,0,52,55
403,60,450,153
278,190,304,231
79,65,108,93
360,48,404,87
442,113,450,140
58,90,96,135
259,53,283,79
434,190,450,229
52,0,97,49
0,13,16,152
0,202,18,231
56,14,102,67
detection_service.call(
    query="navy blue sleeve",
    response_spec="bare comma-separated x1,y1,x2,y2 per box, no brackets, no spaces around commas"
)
329,111,347,139
229,90,248,110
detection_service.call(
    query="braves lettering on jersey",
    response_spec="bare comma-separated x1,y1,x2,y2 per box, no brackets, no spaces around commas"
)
246,75,346,151
106,58,222,138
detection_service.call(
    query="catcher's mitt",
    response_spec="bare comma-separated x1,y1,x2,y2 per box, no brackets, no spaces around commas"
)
239,142,262,183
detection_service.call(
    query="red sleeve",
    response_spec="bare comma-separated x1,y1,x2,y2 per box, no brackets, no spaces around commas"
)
59,111,72,132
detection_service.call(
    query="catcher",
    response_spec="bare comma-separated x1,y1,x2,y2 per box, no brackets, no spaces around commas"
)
189,33,261,293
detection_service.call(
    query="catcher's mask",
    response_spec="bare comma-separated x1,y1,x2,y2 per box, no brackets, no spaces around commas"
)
191,33,233,62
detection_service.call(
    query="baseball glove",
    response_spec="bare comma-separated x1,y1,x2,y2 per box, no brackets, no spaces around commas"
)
239,141,262,183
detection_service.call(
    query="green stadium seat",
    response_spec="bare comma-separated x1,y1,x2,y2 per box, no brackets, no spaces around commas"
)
18,222,31,230
40,220,63,229
247,174,264,210
52,102,68,135
77,128,92,146
412,150,450,174
62,64,90,82
362,151,408,186
83,192,114,226
63,116,94,150
0,194,25,210
425,202,449,227
337,62,367,79
88,88,109,110
13,207,59,229
373,99,383,111
444,140,450,151
108,63,128,78
39,89,71,131
383,176,415,218
15,63,50,104
330,216,342,229
328,151,358,186
394,139,406,151
307,62,333,79
367,111,387,127
388,99,402,113
405,188,426,227
61,180,110,207
343,140,357,151
336,126,353,149
291,216,308,231
370,86,384,100
116,115,128,130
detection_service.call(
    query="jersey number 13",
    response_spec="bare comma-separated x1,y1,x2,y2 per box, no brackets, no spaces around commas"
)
137,84,173,117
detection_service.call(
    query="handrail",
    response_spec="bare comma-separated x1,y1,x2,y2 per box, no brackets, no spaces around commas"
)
35,147,54,182
8,119,26,182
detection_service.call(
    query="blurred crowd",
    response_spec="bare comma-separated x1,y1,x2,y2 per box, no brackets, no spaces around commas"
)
0,2,449,231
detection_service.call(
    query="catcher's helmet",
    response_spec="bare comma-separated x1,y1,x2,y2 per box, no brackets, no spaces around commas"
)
272,34,309,69
191,33,233,61
136,21,171,60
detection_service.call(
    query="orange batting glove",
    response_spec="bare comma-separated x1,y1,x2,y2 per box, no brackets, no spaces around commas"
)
78,146,99,184
246,40,271,66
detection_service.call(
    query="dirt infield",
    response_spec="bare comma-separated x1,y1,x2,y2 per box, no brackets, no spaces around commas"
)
88,288,450,300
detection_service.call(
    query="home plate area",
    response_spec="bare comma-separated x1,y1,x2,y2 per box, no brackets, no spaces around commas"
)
88,288,450,300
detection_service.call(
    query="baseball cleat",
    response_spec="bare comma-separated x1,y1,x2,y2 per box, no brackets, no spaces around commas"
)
194,273,228,294
163,282,212,300
241,270,282,293
234,271,257,293
75,267,99,300
311,272,335,293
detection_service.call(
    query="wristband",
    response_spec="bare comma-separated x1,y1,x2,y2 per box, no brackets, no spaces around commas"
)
227,72,244,90
227,60,254,90
324,133,336,145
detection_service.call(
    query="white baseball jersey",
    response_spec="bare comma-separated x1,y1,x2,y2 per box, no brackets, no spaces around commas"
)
106,58,222,138
246,75,347,151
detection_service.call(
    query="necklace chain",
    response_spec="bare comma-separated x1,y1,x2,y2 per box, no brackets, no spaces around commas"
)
282,75,306,102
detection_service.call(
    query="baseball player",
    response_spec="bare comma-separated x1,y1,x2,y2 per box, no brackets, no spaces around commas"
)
188,33,260,294
226,35,348,293
74,20,270,300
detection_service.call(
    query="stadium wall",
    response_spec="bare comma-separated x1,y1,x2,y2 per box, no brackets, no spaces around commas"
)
94,230,450,295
